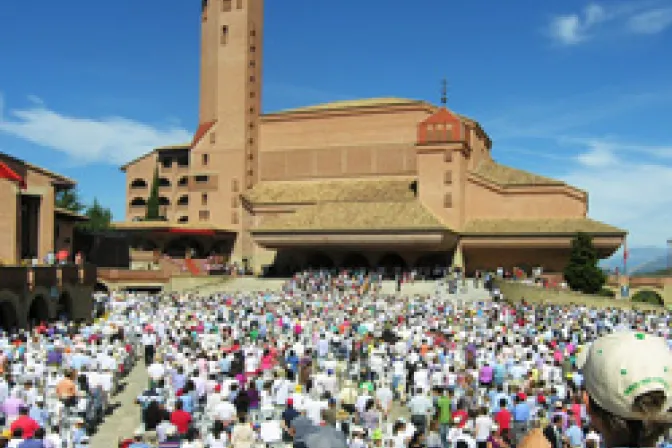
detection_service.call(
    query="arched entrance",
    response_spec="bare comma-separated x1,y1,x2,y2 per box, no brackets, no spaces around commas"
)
58,292,73,321
341,252,369,270
131,237,158,251
28,295,50,326
306,252,334,270
165,237,205,258
0,301,18,331
415,252,450,279
378,253,407,278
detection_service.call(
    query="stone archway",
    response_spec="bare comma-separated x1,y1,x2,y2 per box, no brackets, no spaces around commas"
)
341,252,369,270
58,291,73,321
306,252,334,270
0,299,18,331
27,295,50,326
378,252,407,276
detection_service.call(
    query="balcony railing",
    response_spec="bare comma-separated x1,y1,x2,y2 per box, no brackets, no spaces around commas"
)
1,264,97,295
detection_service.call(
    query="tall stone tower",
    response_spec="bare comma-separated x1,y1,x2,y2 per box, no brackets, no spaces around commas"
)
191,0,263,264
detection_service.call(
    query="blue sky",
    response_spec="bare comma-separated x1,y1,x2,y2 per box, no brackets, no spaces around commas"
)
1,0,671,250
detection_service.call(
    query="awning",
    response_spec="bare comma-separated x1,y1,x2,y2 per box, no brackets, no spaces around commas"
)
0,161,26,189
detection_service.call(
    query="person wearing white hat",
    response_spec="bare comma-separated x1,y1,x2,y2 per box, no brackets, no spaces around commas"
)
582,331,672,448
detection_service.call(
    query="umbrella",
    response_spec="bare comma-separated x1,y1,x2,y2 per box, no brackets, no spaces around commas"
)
305,427,348,448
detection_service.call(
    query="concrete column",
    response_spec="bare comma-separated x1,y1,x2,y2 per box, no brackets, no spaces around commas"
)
453,242,465,271
0,182,19,264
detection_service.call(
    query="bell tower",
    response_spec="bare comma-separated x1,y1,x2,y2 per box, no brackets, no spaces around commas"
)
194,0,263,263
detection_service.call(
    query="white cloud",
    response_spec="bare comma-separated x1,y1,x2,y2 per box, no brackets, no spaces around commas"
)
559,140,672,247
627,7,672,34
0,97,191,165
575,141,619,167
547,2,672,45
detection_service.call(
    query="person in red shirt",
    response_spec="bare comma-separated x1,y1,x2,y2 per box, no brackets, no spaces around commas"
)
170,400,192,435
494,399,512,435
11,407,40,439
452,404,469,429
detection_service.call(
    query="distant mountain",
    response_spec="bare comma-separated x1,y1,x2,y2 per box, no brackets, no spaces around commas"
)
600,246,669,274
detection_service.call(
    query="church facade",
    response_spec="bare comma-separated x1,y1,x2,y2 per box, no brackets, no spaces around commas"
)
116,0,625,274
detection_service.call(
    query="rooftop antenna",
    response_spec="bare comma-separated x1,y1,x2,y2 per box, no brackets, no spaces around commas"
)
440,79,448,106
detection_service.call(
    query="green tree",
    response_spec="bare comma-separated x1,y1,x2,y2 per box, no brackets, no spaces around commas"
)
78,198,113,232
55,188,85,213
563,232,607,294
145,166,161,221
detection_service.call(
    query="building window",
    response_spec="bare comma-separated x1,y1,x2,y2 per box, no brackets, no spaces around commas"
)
222,0,231,11
232,196,239,208
248,137,254,145
249,122,255,129
178,216,188,223
199,210,210,221
250,30,256,37
178,176,188,186
231,179,239,192
161,158,172,168
130,178,147,189
202,154,209,166
249,60,256,68
201,193,208,206
249,107,255,114
247,169,254,176
250,45,256,53
444,193,453,208
250,91,256,98
247,152,254,160
444,150,452,162
209,133,215,144
195,175,209,183
177,195,189,206
236,0,242,9
231,211,239,224
249,75,255,82
444,170,452,185
221,26,228,45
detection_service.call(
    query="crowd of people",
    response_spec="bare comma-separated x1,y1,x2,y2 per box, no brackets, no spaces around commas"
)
1,269,672,448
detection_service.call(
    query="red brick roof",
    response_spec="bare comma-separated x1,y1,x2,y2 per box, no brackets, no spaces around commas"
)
192,121,216,147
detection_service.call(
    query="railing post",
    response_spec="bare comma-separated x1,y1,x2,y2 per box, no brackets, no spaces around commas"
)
27,267,35,292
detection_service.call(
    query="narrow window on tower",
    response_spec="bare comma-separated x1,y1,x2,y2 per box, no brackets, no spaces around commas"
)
250,45,256,53
236,0,243,9
444,193,453,208
221,26,228,45
222,0,232,12
202,154,209,166
209,133,215,144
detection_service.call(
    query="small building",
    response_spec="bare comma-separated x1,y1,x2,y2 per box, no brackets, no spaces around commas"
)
0,152,88,264
0,153,95,328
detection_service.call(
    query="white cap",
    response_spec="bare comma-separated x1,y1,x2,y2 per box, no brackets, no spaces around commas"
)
583,331,672,422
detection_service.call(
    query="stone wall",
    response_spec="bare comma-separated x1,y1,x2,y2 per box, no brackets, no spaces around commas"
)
495,279,665,312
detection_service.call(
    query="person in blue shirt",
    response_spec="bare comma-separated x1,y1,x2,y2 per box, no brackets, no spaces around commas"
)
512,395,531,444
564,417,583,448
28,400,49,428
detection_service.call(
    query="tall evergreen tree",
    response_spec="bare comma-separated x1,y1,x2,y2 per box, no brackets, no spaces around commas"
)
78,198,113,232
55,188,85,213
563,232,607,294
145,166,161,221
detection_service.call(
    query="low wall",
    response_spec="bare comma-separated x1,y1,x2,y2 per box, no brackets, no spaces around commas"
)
495,279,666,311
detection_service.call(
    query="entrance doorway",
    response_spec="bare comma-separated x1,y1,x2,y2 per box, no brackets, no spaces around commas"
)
20,195,41,260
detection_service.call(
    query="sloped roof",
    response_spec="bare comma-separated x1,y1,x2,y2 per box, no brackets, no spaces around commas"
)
471,159,566,187
253,201,447,232
266,98,425,115
244,177,418,204
462,218,626,235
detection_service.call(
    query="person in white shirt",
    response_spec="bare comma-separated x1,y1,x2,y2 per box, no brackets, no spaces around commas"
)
473,407,493,446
